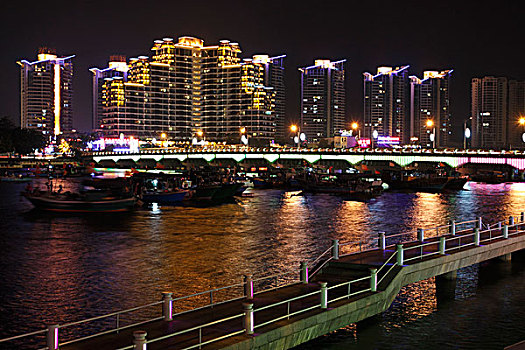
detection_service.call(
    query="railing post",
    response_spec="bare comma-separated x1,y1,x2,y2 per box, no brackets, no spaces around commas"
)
476,217,482,229
332,239,339,260
509,216,514,226
396,244,404,266
243,302,254,335
162,292,173,321
521,212,525,223
378,231,386,250
244,274,254,299
498,221,502,230
300,261,309,284
133,330,147,350
417,228,424,242
47,324,59,350
439,236,446,255
449,220,456,236
474,228,480,246
503,225,509,239
370,268,377,292
320,282,328,309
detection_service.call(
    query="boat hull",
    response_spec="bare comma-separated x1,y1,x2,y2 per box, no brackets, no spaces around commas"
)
24,195,136,213
141,191,188,204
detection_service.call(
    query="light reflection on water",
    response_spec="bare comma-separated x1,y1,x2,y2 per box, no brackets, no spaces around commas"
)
1,181,525,349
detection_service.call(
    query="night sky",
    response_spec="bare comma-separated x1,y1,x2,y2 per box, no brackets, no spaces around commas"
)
1,0,523,143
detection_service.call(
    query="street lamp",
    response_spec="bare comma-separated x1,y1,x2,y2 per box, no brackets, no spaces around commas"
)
426,119,435,149
372,129,378,149
351,122,360,138
290,124,299,147
240,127,248,145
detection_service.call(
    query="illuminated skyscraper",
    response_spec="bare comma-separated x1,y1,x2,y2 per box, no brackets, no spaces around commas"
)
410,70,452,148
363,65,410,143
17,48,74,137
299,59,346,143
90,55,128,131
471,76,507,149
508,80,525,149
93,37,276,143
253,55,286,143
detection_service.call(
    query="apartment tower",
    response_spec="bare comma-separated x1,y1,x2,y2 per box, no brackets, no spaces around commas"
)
17,48,74,138
299,59,346,143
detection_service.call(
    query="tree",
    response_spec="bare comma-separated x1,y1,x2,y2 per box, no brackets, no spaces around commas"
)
12,128,45,154
0,117,45,154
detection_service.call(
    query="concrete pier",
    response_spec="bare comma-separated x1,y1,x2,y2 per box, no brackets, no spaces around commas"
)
4,218,525,350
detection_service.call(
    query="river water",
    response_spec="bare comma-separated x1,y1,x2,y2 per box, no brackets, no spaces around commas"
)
1,179,525,349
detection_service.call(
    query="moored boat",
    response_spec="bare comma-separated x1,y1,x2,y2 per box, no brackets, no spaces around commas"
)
211,183,244,200
23,191,136,213
141,190,189,204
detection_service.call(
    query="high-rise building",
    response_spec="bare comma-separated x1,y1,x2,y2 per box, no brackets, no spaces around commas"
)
89,55,128,131
410,70,452,148
253,55,286,143
299,59,346,143
471,76,508,149
93,36,277,143
363,65,410,143
17,48,74,138
508,80,525,149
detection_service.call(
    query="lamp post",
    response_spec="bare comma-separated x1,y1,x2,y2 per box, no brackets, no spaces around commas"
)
463,120,471,150
291,124,299,148
426,119,435,149
519,117,525,150
351,122,360,138
240,127,248,145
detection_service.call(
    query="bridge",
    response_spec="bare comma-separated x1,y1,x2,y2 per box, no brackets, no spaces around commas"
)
2,213,525,349
87,147,525,170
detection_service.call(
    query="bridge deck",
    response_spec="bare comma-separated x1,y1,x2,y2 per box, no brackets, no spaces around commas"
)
61,224,525,350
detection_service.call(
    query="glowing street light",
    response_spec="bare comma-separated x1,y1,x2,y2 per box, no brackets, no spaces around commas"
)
290,124,298,133
351,122,360,138
160,133,167,139
240,127,248,145
196,130,203,137
426,119,435,149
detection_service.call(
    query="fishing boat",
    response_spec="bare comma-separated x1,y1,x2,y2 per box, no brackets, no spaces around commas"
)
23,191,136,213
211,183,244,200
141,190,189,204
139,178,189,204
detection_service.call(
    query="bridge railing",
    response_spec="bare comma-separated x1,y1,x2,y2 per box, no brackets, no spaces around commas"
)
115,313,246,350
3,214,524,349
397,218,525,264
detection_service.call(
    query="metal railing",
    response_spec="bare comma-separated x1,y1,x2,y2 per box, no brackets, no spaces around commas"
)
116,313,245,350
3,213,524,349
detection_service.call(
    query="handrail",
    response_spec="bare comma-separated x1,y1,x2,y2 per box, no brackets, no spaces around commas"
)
4,213,525,348
255,290,321,313
0,329,46,343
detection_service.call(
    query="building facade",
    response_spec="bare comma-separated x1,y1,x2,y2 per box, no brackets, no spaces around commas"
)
299,59,346,143
17,49,74,138
471,76,508,149
90,55,128,131
363,66,410,143
508,80,525,149
93,36,279,143
410,70,452,148
253,55,286,143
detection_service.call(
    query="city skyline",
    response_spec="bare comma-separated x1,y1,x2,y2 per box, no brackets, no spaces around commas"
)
1,0,524,144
